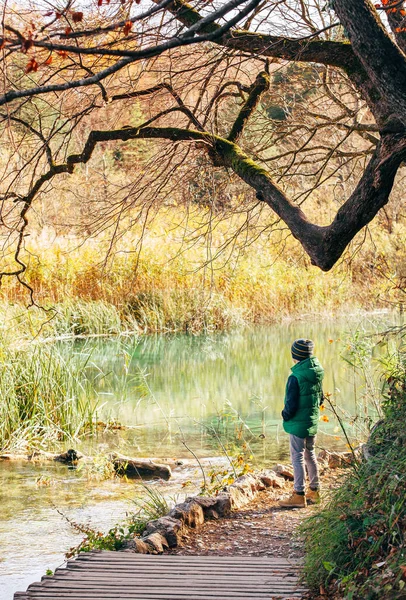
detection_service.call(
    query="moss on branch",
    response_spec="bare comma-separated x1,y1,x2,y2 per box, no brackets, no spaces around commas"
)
228,71,270,143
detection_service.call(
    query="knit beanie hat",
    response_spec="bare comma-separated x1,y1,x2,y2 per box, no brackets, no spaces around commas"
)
291,338,314,361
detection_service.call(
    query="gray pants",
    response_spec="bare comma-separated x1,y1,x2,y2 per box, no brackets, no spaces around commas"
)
289,434,319,493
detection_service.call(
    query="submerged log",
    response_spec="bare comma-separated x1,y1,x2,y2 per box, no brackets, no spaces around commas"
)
0,449,171,479
108,453,172,480
0,448,83,464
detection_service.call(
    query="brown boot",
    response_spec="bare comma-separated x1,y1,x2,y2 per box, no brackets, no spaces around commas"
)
306,489,320,504
279,492,307,509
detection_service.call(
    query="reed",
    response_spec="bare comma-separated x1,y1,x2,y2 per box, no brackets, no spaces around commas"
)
0,339,100,450
1,206,404,335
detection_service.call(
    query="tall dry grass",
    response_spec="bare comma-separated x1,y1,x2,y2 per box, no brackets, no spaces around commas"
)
1,208,404,335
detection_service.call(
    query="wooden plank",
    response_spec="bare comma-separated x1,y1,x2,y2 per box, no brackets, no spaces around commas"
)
52,571,302,581
19,590,303,600
19,589,305,597
74,553,303,563
15,551,307,600
29,583,304,591
65,565,300,573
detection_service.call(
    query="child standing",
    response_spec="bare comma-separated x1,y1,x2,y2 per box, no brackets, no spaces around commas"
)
279,338,324,508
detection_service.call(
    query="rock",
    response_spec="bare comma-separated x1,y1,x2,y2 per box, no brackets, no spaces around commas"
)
169,501,204,528
109,453,172,480
254,478,267,491
225,474,261,508
143,532,169,554
234,473,263,492
327,451,353,468
206,509,220,520
134,538,150,553
272,464,294,480
227,485,251,509
143,516,185,547
121,538,150,553
260,470,286,489
317,449,330,466
186,494,232,518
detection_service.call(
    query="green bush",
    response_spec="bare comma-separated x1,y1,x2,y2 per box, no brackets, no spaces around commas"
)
301,352,406,599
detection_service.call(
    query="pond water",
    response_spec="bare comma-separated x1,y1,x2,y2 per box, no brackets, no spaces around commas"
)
0,312,397,599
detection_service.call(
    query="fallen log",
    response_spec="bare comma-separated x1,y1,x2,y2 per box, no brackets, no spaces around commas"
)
0,448,83,464
108,453,172,480
0,449,172,479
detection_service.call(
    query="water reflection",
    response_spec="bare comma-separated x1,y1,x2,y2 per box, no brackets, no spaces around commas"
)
0,313,397,599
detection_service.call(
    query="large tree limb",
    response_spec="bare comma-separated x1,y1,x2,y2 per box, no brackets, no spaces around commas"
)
159,0,385,126
332,0,406,127
162,0,357,69
10,123,405,277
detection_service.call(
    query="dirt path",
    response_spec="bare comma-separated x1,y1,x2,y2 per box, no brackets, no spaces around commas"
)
168,469,343,600
169,483,314,559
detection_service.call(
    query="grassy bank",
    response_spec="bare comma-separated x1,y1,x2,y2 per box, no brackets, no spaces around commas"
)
1,207,404,335
301,351,406,599
0,340,100,450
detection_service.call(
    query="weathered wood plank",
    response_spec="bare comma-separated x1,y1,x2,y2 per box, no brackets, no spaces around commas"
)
15,552,307,600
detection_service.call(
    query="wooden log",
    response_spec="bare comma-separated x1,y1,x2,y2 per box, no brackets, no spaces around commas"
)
0,449,172,480
108,453,172,480
0,448,83,464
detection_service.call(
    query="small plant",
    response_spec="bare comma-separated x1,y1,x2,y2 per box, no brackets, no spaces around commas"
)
76,454,117,481
129,484,171,527
202,449,253,495
65,484,171,558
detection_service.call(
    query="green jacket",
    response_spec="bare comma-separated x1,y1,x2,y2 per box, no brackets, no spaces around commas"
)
283,357,324,438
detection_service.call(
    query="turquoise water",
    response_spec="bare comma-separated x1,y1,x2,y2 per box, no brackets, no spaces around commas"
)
82,314,391,458
0,313,397,599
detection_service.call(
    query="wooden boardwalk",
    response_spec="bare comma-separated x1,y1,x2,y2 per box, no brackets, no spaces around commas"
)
14,552,307,599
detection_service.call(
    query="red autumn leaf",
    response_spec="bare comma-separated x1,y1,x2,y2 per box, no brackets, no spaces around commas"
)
395,26,406,32
374,3,381,7
25,58,38,74
44,11,53,16
65,26,72,35
55,11,62,19
57,50,68,59
44,55,53,65
123,20,132,35
72,12,83,23
135,0,141,4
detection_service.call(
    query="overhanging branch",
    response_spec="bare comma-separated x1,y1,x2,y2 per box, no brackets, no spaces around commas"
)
9,121,405,276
